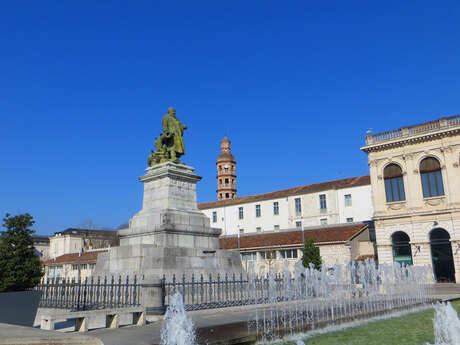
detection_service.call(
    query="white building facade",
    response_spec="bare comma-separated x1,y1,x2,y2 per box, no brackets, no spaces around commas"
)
199,176,373,236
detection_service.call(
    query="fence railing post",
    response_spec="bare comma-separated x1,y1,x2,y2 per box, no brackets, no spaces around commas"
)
83,277,88,310
109,276,114,308
133,275,138,306
117,275,122,308
191,274,195,306
125,275,129,307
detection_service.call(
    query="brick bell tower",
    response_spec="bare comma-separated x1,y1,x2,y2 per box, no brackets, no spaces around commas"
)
216,136,237,200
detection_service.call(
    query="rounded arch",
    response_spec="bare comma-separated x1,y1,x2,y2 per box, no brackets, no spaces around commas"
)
383,163,406,202
419,156,445,198
383,163,404,179
420,156,442,173
429,227,455,282
392,231,411,243
416,153,444,168
429,228,451,242
391,231,413,266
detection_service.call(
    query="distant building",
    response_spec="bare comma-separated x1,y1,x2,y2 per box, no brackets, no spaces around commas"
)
32,235,50,261
49,228,119,258
43,249,107,280
219,222,375,275
199,175,373,236
44,228,118,280
361,115,460,282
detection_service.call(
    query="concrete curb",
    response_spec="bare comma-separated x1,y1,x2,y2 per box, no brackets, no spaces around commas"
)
0,323,103,345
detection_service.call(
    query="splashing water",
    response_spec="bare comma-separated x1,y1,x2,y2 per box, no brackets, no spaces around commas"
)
249,260,433,342
432,302,460,345
161,292,196,345
296,340,305,345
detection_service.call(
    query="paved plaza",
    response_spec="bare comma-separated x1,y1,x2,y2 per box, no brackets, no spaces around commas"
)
17,283,460,345
3,283,460,345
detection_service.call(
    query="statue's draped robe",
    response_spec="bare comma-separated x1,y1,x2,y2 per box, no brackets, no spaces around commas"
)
162,114,186,155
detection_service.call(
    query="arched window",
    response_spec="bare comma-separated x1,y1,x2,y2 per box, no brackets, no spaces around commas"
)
384,164,406,202
392,231,413,266
420,157,444,198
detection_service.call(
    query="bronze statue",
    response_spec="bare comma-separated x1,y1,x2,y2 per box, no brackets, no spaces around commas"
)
148,107,187,166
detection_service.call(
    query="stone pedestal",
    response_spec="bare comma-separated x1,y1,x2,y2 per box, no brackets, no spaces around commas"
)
94,162,242,279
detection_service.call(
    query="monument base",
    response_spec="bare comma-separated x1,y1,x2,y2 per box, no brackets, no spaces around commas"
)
94,162,243,279
95,245,242,279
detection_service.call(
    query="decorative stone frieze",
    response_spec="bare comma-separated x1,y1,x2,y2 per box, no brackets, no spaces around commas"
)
424,197,445,207
387,202,406,211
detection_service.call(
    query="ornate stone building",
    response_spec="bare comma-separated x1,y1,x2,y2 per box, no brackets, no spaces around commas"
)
216,136,237,200
361,115,460,282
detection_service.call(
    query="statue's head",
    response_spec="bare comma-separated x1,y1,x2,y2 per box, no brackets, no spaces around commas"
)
168,107,176,115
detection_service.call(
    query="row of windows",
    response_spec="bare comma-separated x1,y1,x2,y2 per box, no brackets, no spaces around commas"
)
238,226,278,234
236,217,351,234
218,217,353,234
218,165,235,172
218,192,235,199
218,178,235,186
384,157,445,203
241,249,299,261
71,263,96,271
211,194,353,222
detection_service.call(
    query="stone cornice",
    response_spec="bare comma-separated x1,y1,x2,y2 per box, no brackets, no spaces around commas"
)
361,126,460,153
139,162,202,183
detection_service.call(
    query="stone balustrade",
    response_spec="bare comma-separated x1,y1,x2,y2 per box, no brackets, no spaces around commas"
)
365,115,460,145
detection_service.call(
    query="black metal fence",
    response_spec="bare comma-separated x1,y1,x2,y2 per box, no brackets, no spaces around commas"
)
163,273,292,311
36,273,302,312
35,275,141,310
34,270,431,314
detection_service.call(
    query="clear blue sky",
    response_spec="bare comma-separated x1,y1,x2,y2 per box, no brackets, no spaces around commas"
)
1,2,459,235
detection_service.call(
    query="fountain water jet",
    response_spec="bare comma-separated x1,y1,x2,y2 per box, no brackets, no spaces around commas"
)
161,292,196,345
432,302,460,345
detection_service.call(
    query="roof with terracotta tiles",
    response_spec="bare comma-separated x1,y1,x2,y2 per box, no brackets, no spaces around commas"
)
219,223,368,250
44,250,106,265
198,175,370,209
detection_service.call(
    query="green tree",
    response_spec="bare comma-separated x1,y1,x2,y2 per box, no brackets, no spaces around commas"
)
0,213,43,292
301,238,322,271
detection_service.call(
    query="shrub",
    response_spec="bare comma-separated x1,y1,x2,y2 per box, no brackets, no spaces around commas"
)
301,238,322,271
0,213,43,292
